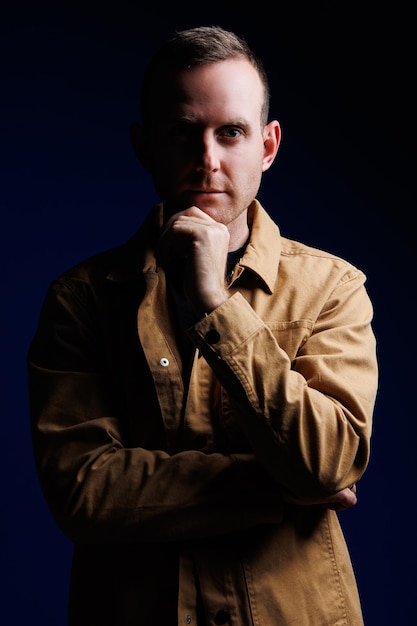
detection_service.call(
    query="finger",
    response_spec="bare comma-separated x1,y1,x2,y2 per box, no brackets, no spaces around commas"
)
157,212,225,264
156,214,197,263
328,488,357,511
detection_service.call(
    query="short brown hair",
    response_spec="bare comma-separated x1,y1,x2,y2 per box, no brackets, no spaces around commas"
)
140,25,270,126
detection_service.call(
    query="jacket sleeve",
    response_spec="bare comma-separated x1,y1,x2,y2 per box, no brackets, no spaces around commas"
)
187,271,378,502
27,279,284,545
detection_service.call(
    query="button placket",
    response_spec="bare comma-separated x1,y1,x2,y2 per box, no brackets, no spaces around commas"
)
137,268,184,451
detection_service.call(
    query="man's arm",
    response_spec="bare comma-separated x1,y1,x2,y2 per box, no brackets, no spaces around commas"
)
158,206,377,503
27,278,285,545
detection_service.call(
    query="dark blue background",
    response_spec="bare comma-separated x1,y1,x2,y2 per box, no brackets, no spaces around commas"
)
2,2,415,624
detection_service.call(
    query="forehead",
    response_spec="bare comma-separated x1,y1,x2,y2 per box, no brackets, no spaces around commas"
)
149,59,264,121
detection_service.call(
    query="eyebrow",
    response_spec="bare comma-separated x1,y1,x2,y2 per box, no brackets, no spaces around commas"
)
166,114,251,129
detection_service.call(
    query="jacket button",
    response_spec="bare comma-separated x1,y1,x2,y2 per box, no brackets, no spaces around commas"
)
159,357,169,367
214,609,230,624
205,329,220,344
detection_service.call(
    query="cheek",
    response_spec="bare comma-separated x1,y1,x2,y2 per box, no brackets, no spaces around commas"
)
233,143,264,175
237,155,263,187
234,158,264,204
150,148,183,182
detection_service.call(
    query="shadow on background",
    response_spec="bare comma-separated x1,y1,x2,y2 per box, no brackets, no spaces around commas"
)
2,2,415,624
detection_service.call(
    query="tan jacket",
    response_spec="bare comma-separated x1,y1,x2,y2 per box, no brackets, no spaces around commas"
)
28,200,378,625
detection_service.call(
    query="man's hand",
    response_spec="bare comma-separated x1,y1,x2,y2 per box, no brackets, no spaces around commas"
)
321,484,357,511
283,484,358,512
303,484,357,512
156,206,231,317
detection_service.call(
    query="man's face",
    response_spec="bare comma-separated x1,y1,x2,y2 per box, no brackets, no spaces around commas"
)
141,58,278,224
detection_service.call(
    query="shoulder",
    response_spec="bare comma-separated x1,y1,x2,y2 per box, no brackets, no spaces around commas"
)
279,236,366,286
55,244,129,285
51,206,161,291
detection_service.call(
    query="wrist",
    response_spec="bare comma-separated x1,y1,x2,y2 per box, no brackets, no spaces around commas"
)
194,291,229,318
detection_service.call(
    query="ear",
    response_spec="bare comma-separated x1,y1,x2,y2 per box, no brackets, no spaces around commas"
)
262,120,281,172
130,123,152,170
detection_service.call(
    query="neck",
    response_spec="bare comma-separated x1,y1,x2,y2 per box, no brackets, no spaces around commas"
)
227,209,250,252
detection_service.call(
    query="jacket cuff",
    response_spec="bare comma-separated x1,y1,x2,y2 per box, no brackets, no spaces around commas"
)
187,292,263,359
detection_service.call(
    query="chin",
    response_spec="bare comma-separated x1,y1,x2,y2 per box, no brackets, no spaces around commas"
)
198,205,230,223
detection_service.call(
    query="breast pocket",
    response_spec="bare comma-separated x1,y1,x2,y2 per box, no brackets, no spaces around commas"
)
217,319,313,450
267,319,313,363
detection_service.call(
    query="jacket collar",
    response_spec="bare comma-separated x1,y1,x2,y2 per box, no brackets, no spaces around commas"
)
106,199,281,292
105,206,162,282
240,199,281,294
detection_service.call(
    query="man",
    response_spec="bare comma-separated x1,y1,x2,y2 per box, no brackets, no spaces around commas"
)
28,26,378,625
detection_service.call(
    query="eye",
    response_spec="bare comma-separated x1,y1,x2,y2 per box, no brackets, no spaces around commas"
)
170,124,190,137
220,127,243,139
169,122,196,138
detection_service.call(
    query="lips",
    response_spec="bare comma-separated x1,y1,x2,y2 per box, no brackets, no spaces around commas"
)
189,189,222,194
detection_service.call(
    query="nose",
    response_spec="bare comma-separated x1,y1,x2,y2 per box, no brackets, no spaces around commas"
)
195,131,220,173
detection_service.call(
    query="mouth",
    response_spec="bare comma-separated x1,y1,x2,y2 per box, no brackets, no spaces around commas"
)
177,187,227,209
186,189,224,201
189,188,222,194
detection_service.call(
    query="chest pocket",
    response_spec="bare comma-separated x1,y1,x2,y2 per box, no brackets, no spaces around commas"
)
217,318,313,451
266,319,313,363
